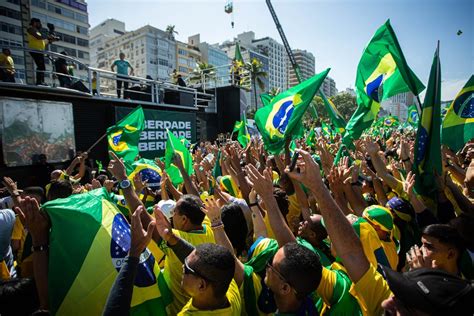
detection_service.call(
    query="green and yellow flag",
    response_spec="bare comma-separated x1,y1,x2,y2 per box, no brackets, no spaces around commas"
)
235,42,243,63
320,91,346,133
234,112,250,148
255,69,330,154
442,75,474,152
413,45,442,197
165,129,193,184
44,188,171,315
342,20,425,147
407,104,419,127
107,106,145,166
321,121,333,139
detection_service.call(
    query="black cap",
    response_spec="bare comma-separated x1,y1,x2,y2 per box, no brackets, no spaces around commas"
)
379,265,474,315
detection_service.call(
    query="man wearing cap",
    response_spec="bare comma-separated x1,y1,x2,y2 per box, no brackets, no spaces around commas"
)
287,150,474,315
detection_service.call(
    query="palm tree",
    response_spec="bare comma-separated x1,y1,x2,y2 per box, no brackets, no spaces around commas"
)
189,62,216,91
268,87,281,97
245,58,267,110
165,25,178,40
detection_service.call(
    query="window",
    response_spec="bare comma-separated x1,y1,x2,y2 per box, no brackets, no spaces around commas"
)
0,22,22,35
75,13,88,23
0,6,21,20
7,0,21,5
77,50,89,59
77,38,88,47
14,68,25,80
11,54,24,65
0,37,23,47
58,32,76,44
178,49,187,56
113,29,124,35
31,0,46,9
76,25,88,35
158,58,168,66
178,57,187,65
179,66,187,73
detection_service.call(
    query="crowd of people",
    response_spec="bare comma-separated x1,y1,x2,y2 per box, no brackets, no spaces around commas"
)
0,125,473,315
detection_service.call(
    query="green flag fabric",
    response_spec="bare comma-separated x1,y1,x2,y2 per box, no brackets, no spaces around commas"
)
165,130,193,184
107,106,145,166
236,112,251,147
413,45,442,197
235,42,243,63
255,69,330,154
320,91,346,133
212,150,222,179
321,121,333,139
342,20,425,147
442,75,474,152
407,104,419,127
44,188,171,315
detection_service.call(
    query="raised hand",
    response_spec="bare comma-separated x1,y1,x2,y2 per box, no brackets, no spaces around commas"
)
285,149,323,192
152,205,174,243
104,179,115,193
15,196,49,244
202,196,222,225
108,151,127,181
133,173,147,193
154,157,166,171
129,206,155,258
2,176,20,196
91,178,102,190
245,164,274,199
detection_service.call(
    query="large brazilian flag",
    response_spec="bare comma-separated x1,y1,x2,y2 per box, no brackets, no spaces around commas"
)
107,106,145,170
44,188,171,315
407,104,419,127
342,19,425,147
442,75,474,152
255,68,330,154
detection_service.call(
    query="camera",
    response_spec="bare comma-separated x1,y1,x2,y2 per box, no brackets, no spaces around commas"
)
46,23,60,41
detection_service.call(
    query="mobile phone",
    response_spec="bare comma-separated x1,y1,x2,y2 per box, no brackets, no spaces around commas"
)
289,151,299,171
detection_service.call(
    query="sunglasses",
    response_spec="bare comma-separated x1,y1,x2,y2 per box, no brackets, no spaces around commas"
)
184,257,212,282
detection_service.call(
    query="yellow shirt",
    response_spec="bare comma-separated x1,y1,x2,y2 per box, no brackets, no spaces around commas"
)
350,265,392,316
0,53,14,73
160,219,216,315
286,194,301,231
381,239,399,270
262,211,276,240
27,30,46,51
178,279,242,315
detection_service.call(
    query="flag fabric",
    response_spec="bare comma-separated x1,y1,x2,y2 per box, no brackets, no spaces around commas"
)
234,42,243,63
320,91,346,133
96,160,103,173
407,104,419,127
107,106,145,167
260,93,273,107
254,69,330,154
165,130,193,184
237,112,251,148
442,75,474,152
44,188,171,315
342,20,425,147
306,128,316,147
413,45,442,197
128,158,162,188
321,121,333,139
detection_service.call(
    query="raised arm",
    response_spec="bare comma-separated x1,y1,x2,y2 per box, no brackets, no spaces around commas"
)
246,164,296,247
287,150,370,283
363,140,399,190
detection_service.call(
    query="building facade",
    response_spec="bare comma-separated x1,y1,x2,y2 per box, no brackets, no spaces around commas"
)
321,76,337,97
90,18,125,68
252,36,288,91
287,49,315,87
176,40,201,77
0,0,25,81
94,25,176,81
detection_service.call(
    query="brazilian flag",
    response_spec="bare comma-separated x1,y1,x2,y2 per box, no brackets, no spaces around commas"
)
235,42,244,64
233,112,250,148
321,121,333,139
165,129,193,184
44,188,171,315
342,20,425,147
320,91,346,134
413,45,442,197
306,128,316,147
107,106,145,170
407,104,419,127
255,69,330,154
128,158,162,188
442,75,474,152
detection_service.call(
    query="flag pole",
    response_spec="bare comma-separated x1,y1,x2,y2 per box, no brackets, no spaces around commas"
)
86,133,106,153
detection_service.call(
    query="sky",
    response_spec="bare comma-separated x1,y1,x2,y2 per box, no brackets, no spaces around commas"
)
87,0,473,101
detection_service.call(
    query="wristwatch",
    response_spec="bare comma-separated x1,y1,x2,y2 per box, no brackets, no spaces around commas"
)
119,179,131,189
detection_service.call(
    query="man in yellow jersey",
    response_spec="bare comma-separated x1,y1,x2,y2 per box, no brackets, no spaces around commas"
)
27,18,56,85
